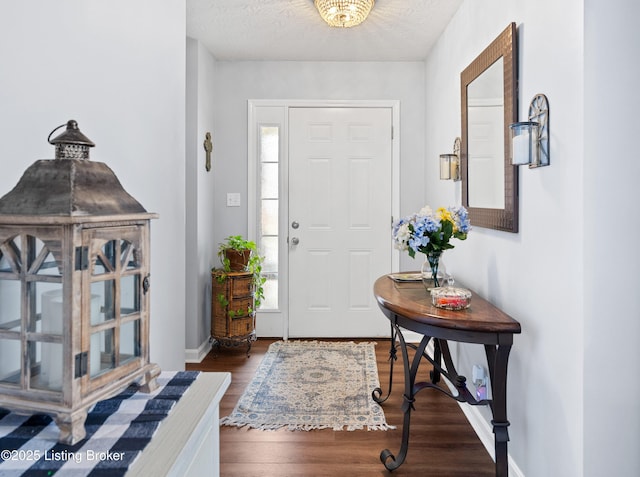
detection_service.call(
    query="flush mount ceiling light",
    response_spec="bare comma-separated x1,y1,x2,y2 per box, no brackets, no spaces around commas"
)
314,0,375,28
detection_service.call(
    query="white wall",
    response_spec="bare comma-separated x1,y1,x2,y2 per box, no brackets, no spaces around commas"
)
185,39,218,355
211,61,426,273
425,0,639,475
0,1,186,371
180,60,427,347
425,0,583,475
583,0,640,475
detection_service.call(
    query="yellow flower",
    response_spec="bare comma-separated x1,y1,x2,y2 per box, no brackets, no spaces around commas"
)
437,207,458,232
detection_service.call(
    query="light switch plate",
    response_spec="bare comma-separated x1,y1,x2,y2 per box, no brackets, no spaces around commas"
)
226,193,241,207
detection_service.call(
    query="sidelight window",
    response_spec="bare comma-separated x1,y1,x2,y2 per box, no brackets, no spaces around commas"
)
258,125,279,310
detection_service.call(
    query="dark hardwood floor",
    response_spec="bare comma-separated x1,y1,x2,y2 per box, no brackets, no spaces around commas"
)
186,338,495,477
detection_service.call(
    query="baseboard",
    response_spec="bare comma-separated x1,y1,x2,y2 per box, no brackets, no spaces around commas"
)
455,398,525,477
185,339,212,363
424,341,525,477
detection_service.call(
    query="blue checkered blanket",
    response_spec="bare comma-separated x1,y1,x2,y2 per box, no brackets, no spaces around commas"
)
0,371,199,476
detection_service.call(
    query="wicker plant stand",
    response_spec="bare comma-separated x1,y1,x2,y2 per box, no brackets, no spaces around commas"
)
211,270,256,356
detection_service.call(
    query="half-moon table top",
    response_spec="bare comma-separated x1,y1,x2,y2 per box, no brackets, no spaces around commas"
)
374,274,521,335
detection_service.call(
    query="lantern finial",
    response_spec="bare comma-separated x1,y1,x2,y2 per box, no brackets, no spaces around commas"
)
48,119,95,160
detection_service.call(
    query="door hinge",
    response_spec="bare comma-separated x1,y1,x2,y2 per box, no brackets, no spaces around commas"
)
74,351,88,378
143,274,150,294
391,126,394,140
75,246,89,271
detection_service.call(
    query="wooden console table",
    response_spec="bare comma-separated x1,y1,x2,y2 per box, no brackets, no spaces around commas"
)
373,275,521,476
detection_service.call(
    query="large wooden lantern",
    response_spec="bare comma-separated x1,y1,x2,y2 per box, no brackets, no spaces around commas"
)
0,120,160,444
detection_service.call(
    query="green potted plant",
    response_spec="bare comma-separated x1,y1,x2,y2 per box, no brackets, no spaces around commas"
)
214,235,265,310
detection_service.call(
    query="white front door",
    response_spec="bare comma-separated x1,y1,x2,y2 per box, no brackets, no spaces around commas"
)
288,107,393,337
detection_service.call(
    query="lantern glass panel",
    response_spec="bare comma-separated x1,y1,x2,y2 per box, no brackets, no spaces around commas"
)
93,240,117,275
35,284,64,333
31,238,62,276
0,251,12,273
30,341,63,391
94,255,110,275
120,319,141,365
0,338,20,385
90,328,115,378
90,280,116,325
120,275,140,317
35,251,61,276
121,240,139,271
0,237,20,273
0,279,21,331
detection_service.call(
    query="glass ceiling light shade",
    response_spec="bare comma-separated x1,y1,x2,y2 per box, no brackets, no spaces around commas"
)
314,0,374,28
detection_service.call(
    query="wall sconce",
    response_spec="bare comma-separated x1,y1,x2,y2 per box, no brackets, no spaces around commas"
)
439,137,461,181
510,94,550,168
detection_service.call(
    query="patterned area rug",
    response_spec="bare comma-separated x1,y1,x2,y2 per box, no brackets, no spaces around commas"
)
221,340,392,431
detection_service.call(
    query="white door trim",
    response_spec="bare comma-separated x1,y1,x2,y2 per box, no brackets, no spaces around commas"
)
248,99,400,339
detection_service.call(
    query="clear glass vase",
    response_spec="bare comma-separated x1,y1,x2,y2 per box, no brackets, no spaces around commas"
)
421,251,446,289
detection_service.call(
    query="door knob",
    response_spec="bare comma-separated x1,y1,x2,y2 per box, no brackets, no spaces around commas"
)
291,237,300,245
291,221,299,229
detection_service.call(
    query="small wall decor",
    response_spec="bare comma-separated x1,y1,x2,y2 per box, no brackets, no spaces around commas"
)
203,132,213,172
439,137,461,181
510,94,550,168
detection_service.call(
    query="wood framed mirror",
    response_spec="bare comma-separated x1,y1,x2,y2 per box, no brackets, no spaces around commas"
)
461,23,518,232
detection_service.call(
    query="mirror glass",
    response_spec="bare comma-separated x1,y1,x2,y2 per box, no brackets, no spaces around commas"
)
461,23,518,232
467,58,504,209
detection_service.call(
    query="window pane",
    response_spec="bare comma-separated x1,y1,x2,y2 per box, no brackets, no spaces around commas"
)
261,163,279,199
90,328,115,378
35,251,61,276
122,240,141,271
0,279,21,331
120,274,140,317
94,240,117,275
0,251,11,273
120,319,141,365
0,338,21,385
0,237,21,273
261,236,278,273
39,284,64,334
31,238,61,276
91,280,116,325
31,341,63,391
258,125,279,310
260,126,279,162
261,199,278,236
262,275,278,310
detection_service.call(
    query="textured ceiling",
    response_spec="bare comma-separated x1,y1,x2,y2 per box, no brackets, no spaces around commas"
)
186,0,463,61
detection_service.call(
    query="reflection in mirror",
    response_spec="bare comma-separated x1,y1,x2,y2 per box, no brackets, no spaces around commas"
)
467,58,505,209
461,23,518,232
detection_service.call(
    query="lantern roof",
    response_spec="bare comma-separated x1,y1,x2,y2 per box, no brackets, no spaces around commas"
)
0,120,154,223
0,159,150,220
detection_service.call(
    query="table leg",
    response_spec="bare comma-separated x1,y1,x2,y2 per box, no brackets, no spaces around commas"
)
372,319,398,404
430,338,442,383
485,343,513,477
380,330,430,471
